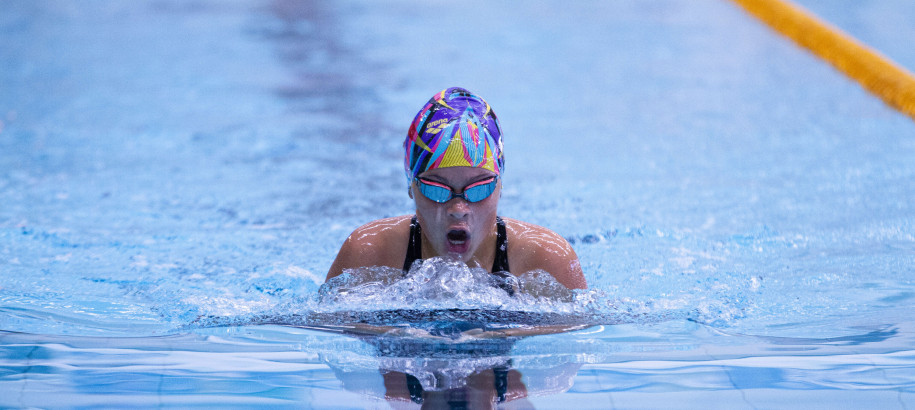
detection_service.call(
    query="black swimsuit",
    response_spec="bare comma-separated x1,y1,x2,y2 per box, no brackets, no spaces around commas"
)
403,216,513,293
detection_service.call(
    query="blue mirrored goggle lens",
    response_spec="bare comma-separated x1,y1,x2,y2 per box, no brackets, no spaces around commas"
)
419,183,452,203
463,179,497,202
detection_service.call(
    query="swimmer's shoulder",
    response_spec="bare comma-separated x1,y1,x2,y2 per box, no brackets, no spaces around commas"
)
501,217,587,289
326,215,413,281
345,215,413,246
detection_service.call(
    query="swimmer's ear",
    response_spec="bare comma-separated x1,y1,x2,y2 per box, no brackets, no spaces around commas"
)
408,186,414,199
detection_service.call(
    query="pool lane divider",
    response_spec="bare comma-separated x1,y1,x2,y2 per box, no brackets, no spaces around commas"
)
729,0,915,121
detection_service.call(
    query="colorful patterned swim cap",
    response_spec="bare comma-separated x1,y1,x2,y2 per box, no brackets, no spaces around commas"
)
404,87,504,182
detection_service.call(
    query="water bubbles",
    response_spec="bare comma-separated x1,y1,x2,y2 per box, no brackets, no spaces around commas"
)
168,256,751,332
308,257,700,328
319,258,519,310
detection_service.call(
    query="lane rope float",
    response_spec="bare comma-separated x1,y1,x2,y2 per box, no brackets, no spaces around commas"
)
729,0,915,121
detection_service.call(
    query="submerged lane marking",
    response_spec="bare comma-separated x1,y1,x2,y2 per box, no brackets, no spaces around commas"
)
729,0,915,121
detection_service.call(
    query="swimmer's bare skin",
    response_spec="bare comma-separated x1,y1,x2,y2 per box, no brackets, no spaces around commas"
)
326,215,587,290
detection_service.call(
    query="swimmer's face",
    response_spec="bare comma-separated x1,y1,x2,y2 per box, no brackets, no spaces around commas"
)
412,166,500,265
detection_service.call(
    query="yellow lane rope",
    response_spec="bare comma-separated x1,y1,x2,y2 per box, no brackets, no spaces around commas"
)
729,0,915,121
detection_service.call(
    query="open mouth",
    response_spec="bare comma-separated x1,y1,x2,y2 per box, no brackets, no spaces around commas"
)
447,229,469,245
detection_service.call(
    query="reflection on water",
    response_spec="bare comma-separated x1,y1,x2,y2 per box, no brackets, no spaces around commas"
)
323,330,579,408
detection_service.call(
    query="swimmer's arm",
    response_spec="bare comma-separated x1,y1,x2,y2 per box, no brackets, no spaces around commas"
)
463,323,590,338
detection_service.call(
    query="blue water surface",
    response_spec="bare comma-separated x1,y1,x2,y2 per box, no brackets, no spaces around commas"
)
2,0,914,407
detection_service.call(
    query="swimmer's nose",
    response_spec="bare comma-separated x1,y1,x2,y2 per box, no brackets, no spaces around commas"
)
447,198,470,219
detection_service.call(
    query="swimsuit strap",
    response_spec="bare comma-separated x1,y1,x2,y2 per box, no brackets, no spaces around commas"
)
493,360,512,403
491,216,510,273
406,373,424,404
490,217,515,296
403,216,423,273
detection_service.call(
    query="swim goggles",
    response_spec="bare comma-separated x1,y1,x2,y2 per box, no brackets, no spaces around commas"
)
415,176,499,203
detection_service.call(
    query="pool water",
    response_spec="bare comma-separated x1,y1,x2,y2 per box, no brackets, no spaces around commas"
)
2,0,914,407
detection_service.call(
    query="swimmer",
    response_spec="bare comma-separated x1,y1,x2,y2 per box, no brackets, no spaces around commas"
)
326,87,586,291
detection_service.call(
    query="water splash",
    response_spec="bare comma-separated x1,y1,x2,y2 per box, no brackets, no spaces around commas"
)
186,257,729,333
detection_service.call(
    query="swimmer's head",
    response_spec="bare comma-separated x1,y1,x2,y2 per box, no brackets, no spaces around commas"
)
404,87,504,182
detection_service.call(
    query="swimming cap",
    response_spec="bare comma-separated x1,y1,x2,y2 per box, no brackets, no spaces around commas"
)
404,87,504,182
